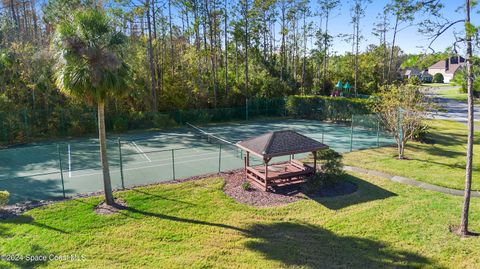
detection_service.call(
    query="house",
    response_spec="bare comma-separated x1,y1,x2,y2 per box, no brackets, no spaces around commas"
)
401,68,433,83
428,56,466,83
403,68,422,80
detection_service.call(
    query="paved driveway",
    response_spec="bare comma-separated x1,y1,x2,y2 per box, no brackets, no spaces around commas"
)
426,86,480,128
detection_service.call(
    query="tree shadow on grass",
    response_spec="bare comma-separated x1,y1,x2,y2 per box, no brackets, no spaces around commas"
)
306,174,397,210
0,214,69,236
0,217,66,269
129,189,197,206
0,244,53,269
114,204,248,233
244,222,444,269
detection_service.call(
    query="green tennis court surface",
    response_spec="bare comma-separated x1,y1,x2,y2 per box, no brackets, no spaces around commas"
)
0,118,393,204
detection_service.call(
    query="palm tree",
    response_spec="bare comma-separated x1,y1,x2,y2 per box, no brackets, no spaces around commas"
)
52,9,130,206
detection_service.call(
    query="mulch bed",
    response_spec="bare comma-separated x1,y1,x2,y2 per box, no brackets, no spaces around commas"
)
223,170,307,207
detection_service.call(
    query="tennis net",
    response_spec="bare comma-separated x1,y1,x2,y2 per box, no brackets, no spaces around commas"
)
186,123,242,159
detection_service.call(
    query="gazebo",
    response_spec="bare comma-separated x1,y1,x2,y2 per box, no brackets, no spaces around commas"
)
236,130,329,191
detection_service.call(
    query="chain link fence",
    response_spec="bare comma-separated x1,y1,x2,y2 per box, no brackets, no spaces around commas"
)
0,98,288,146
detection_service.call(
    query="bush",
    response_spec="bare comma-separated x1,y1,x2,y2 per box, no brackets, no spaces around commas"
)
412,124,432,143
433,73,444,83
317,149,344,179
242,181,252,191
407,76,422,86
303,149,344,194
152,114,176,129
286,95,371,122
0,191,9,207
454,71,480,97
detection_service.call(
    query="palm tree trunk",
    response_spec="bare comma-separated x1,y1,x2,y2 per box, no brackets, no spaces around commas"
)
97,101,115,206
460,0,473,236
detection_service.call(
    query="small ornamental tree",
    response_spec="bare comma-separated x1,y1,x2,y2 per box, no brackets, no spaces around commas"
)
433,73,444,83
374,84,431,159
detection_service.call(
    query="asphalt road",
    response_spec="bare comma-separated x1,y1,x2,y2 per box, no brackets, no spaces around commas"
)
426,86,480,128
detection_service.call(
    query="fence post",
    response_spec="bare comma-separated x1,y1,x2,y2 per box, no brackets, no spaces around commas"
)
118,138,125,189
171,149,176,180
265,99,268,116
350,115,354,152
60,109,65,136
245,98,249,121
23,109,29,142
376,119,380,148
218,144,222,173
322,131,324,144
57,144,66,198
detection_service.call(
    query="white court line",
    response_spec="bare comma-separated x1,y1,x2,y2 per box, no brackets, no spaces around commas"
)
131,141,152,162
68,144,72,178
70,154,237,178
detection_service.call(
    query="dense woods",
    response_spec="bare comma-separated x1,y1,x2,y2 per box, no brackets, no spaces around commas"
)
0,0,448,117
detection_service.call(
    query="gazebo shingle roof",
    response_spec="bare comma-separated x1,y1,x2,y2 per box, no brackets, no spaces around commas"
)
236,130,328,159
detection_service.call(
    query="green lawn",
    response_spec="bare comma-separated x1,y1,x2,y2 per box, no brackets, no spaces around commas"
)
422,83,453,88
344,120,480,191
0,173,479,268
436,87,469,102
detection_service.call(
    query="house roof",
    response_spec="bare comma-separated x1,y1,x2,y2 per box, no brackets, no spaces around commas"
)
429,56,466,74
236,130,328,159
446,63,465,74
429,60,446,70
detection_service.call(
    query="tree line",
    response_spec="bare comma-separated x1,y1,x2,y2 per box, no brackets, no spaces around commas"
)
0,0,446,114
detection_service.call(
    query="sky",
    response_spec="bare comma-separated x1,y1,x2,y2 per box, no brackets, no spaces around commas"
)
319,0,478,55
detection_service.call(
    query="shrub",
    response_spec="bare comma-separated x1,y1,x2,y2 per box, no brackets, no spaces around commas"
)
303,149,344,194
412,124,432,143
433,73,444,83
317,149,344,180
454,71,480,97
0,191,9,207
242,181,252,191
407,76,422,86
152,114,176,129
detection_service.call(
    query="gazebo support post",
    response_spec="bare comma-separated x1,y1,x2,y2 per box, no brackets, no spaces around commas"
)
313,151,317,174
264,157,271,191
244,156,247,178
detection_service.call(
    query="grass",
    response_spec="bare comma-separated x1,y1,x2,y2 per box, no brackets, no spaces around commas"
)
344,120,480,191
436,87,469,102
422,83,453,88
0,172,480,268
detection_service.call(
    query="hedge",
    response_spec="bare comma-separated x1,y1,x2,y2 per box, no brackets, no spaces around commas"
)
286,95,371,122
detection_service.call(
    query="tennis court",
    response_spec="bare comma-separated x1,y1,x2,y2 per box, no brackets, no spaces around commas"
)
0,118,393,204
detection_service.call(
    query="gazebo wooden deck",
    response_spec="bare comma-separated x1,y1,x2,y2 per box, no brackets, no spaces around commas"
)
236,130,328,191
